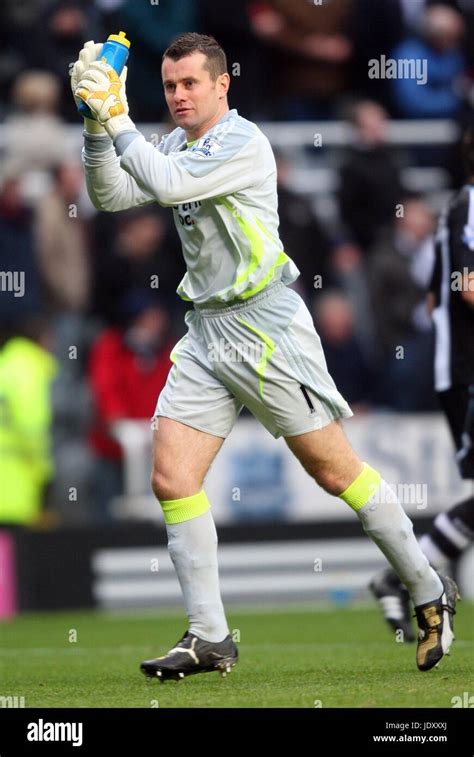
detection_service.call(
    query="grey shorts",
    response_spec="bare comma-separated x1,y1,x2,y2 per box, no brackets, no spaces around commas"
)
154,281,353,439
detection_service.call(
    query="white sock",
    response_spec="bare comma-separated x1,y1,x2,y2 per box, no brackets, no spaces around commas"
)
166,509,229,642
358,480,443,606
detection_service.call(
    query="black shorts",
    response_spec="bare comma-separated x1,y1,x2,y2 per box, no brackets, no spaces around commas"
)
437,384,474,479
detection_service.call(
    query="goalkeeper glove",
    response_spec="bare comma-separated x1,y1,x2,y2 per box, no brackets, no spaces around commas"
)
70,40,108,135
75,60,135,141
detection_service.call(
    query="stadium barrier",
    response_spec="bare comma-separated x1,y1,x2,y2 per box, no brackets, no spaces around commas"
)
0,119,457,205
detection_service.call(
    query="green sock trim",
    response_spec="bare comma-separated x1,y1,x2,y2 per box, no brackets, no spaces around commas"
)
339,462,381,512
160,489,210,524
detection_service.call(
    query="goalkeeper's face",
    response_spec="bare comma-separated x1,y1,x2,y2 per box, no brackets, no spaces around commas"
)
162,52,230,139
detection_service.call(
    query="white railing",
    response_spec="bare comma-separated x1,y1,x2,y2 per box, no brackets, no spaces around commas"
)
0,118,458,152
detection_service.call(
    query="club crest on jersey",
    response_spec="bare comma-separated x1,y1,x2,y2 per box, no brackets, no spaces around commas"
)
191,136,222,157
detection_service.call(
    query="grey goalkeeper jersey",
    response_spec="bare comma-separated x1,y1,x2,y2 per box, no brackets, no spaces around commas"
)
82,108,300,305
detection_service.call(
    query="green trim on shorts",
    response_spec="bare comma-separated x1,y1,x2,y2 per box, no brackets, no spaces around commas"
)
236,317,275,398
160,489,210,524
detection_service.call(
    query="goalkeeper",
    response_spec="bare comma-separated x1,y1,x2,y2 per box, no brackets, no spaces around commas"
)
73,32,459,681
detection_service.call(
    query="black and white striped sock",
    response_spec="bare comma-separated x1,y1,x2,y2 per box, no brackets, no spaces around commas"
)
419,496,474,570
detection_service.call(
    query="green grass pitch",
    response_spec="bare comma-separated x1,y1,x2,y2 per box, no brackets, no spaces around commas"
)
1,603,472,708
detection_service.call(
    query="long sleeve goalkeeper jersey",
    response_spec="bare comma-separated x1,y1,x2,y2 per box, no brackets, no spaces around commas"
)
82,108,300,305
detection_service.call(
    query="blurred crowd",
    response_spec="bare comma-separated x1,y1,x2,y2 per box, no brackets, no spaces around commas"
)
0,0,473,526
1,0,473,122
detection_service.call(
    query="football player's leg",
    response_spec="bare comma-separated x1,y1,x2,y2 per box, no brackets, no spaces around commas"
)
370,495,474,641
424,385,474,568
142,418,239,680
141,316,242,679
285,422,459,669
222,288,443,614
284,420,442,606
418,496,474,569
214,285,458,669
151,417,229,644
151,415,224,500
370,385,474,637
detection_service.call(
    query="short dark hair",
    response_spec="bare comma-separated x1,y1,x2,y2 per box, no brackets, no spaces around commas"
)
462,125,474,179
162,33,227,81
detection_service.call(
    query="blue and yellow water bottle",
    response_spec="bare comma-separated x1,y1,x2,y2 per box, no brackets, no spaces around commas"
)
78,31,131,118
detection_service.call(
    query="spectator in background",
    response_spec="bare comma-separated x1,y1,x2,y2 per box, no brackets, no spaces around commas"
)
275,151,333,303
249,0,355,120
2,70,68,191
0,0,56,116
368,197,436,410
0,173,43,324
199,0,273,120
91,206,186,329
93,0,127,32
339,100,404,252
399,0,468,32
352,0,407,108
29,0,101,121
313,290,376,409
0,321,58,527
34,159,96,525
328,240,377,358
391,4,467,119
114,0,199,121
88,290,174,520
350,0,466,110
49,329,96,526
35,161,91,320
457,0,474,68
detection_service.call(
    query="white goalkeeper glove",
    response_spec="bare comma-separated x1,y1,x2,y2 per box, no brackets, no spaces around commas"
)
71,40,108,135
75,60,135,141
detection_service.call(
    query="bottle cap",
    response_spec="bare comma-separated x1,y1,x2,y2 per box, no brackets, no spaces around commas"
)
106,31,131,48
